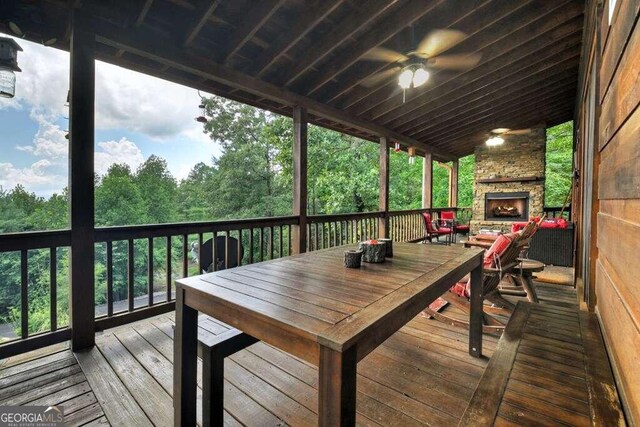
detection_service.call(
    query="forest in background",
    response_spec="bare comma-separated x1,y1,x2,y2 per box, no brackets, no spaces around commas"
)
0,96,572,338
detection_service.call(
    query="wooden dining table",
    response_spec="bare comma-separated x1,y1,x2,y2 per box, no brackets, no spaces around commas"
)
174,242,484,426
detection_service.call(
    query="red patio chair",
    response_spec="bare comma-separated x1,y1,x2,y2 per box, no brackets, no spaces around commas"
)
440,211,470,242
422,212,453,244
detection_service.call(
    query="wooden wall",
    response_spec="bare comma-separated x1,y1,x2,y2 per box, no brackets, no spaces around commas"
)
577,0,640,423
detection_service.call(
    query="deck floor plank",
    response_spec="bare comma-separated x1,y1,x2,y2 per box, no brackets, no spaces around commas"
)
2,274,615,426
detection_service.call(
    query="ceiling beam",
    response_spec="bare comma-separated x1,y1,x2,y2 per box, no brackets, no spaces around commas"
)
181,0,222,47
326,0,532,106
220,0,286,64
295,0,443,95
92,20,455,160
278,0,402,87
359,1,584,123
249,0,346,78
135,0,154,27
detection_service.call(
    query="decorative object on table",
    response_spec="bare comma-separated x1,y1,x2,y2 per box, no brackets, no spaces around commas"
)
358,240,386,263
344,249,363,268
378,238,393,257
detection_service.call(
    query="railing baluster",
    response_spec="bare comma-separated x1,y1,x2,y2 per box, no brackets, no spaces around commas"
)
248,228,254,264
225,230,231,269
21,249,28,339
107,241,114,315
279,225,284,258
166,236,171,303
270,226,274,260
182,234,188,277
212,231,218,271
128,239,134,312
50,247,57,331
288,225,292,255
198,233,204,273
148,237,154,307
260,228,264,261
236,230,243,266
314,223,319,251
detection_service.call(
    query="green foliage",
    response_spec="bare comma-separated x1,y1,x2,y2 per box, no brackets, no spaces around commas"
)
545,121,573,207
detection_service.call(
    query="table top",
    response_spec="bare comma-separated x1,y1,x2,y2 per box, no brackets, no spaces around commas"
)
176,242,483,365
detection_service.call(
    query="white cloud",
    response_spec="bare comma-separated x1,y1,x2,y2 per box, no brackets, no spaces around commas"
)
95,138,144,176
15,112,68,160
0,160,65,196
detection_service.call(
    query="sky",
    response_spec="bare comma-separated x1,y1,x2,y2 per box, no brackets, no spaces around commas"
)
0,35,222,198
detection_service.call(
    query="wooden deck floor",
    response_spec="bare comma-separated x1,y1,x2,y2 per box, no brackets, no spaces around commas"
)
1,280,588,426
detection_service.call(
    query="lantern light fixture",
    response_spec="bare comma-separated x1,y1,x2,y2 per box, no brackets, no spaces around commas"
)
408,146,417,164
0,37,23,98
393,142,401,153
195,90,209,123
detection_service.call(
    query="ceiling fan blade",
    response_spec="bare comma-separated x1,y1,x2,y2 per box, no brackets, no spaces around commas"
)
359,67,402,87
425,53,482,70
362,47,409,63
414,29,467,58
505,128,532,135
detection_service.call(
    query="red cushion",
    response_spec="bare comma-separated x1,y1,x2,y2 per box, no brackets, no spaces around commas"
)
440,211,455,220
450,282,469,298
511,222,528,232
454,225,470,231
483,234,513,268
437,227,452,233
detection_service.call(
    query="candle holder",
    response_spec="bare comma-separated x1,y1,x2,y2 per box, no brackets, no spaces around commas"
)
378,238,393,257
344,249,363,268
358,240,386,263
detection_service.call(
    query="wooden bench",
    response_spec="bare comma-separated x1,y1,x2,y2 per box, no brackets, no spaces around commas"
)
199,328,258,427
459,301,626,426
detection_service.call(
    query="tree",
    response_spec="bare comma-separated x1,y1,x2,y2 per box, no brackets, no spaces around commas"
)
135,155,178,224
95,164,148,226
545,122,573,207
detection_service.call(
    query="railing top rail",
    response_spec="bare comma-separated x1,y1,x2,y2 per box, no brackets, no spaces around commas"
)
307,211,384,222
0,230,72,252
94,215,300,241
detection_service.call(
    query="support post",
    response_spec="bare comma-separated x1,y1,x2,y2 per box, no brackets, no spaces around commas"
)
69,12,96,351
292,106,308,253
378,137,389,238
422,153,433,209
449,159,459,208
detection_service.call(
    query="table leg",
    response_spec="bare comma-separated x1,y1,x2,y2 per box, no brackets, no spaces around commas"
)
469,263,483,357
521,273,540,303
318,345,357,427
174,287,198,426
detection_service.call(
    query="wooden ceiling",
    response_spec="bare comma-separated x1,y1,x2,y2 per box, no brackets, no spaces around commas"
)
1,0,584,160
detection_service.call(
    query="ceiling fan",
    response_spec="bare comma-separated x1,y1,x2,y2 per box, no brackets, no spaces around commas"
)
359,28,482,93
485,128,532,146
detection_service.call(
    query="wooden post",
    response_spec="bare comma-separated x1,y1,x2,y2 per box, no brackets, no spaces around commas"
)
449,159,459,208
69,12,96,351
422,153,433,209
469,261,483,357
173,286,198,426
292,106,308,253
378,137,389,238
318,345,358,426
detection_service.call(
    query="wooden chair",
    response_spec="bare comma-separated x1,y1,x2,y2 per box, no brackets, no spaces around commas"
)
423,227,533,334
421,212,453,244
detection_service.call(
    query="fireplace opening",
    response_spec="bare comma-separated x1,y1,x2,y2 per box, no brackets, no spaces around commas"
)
485,192,529,221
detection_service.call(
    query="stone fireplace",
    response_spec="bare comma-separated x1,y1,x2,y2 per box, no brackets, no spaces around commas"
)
471,128,545,234
484,191,529,221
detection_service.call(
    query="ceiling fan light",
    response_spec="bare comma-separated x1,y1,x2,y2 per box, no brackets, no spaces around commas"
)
398,69,413,89
491,128,510,134
412,67,429,87
486,136,504,146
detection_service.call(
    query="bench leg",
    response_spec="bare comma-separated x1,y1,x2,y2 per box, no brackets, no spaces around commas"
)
520,273,540,303
469,263,483,358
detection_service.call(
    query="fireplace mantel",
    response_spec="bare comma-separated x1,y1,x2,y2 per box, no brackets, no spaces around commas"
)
477,176,544,184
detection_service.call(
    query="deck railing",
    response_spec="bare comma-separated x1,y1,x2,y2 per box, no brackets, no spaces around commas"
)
0,207,470,358
543,206,571,219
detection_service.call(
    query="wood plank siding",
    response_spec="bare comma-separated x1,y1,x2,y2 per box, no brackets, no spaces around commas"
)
575,0,640,423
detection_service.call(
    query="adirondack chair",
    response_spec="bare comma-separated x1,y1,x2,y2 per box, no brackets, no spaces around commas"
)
422,212,453,244
423,222,536,334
